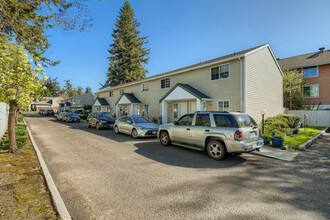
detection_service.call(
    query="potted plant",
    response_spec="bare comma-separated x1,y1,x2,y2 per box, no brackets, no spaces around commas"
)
271,136,285,147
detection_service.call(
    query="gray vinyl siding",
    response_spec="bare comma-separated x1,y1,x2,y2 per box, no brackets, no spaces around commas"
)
245,47,283,123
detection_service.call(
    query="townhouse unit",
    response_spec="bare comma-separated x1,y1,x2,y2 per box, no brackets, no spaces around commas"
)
278,47,330,109
30,97,64,112
59,93,95,112
94,44,283,123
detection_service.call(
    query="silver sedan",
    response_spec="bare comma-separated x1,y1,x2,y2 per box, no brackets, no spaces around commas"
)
114,115,159,138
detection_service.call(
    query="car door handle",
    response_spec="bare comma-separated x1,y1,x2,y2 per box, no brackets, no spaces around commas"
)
205,129,210,132
186,128,190,131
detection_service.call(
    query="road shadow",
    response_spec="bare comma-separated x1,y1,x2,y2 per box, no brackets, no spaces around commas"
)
134,141,247,169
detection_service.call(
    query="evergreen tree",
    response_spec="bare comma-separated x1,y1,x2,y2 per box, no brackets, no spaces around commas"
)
76,86,83,95
44,77,61,97
85,86,92,93
102,1,150,88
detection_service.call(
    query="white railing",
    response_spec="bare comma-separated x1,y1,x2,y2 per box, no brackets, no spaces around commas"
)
288,110,330,127
0,102,9,138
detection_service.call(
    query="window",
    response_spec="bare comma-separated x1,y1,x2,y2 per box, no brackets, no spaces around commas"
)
161,78,170,89
119,89,124,95
195,114,211,127
109,91,113,97
303,84,319,98
218,101,230,111
303,66,318,78
211,64,229,80
213,114,238,128
141,83,149,91
235,114,257,128
173,104,178,119
177,114,194,126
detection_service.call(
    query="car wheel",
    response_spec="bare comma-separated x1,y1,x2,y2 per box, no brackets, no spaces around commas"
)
86,122,91,128
160,131,171,146
96,122,101,130
207,140,226,160
114,126,120,134
131,129,139,139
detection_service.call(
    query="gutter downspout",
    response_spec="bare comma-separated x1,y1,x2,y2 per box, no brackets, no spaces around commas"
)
239,57,244,113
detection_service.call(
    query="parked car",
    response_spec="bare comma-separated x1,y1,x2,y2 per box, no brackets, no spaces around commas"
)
46,109,55,116
38,109,46,115
62,112,81,123
86,112,116,130
157,111,263,160
114,115,159,138
57,112,67,121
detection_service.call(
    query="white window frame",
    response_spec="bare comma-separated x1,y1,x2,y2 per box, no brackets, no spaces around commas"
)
161,78,171,89
303,66,319,78
217,100,230,112
141,83,149,92
210,63,230,81
303,84,319,98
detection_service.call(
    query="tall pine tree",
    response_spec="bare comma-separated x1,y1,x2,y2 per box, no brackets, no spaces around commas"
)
102,1,150,88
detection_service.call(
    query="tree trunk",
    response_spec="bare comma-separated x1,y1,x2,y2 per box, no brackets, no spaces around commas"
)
8,101,18,154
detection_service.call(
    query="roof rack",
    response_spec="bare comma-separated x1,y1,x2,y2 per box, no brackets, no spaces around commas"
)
194,111,229,113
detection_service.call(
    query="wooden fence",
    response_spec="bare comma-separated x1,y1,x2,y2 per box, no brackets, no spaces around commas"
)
288,110,330,127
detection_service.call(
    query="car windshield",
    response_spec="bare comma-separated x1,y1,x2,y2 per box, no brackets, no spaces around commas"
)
68,113,77,116
131,116,152,123
100,113,113,118
235,114,257,128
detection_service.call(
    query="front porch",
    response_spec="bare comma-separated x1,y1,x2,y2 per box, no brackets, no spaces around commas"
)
115,93,143,117
93,98,110,112
160,83,212,123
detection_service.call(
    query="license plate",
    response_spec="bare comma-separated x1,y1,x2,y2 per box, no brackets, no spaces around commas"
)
152,131,157,134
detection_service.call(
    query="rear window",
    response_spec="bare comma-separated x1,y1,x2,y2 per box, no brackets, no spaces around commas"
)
235,114,257,128
213,114,238,128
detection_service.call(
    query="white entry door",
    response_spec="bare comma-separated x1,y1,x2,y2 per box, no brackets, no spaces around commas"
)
189,102,197,113
178,103,187,118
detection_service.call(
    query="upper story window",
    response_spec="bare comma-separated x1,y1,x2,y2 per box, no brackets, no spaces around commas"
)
119,89,124,95
211,64,229,80
303,66,318,78
218,101,230,112
161,78,170,89
303,84,319,98
109,91,113,97
141,83,149,91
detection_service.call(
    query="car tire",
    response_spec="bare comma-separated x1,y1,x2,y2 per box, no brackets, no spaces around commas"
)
131,129,138,139
207,140,226,160
160,131,171,146
114,126,120,134
96,122,101,130
86,121,91,128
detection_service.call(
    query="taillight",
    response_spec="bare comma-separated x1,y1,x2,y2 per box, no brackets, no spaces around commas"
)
234,130,243,141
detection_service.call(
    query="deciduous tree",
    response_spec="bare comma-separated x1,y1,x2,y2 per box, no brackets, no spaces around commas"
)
0,39,45,153
102,1,150,88
283,69,307,110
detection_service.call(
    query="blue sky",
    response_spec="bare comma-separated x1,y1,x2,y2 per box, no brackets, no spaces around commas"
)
44,0,330,93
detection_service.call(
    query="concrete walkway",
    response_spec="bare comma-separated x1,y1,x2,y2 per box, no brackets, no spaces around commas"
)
253,145,298,161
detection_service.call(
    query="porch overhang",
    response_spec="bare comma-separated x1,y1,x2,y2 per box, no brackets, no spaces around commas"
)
93,98,110,107
159,83,212,103
115,93,142,105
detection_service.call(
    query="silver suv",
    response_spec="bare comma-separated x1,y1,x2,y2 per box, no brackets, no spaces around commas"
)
158,111,263,160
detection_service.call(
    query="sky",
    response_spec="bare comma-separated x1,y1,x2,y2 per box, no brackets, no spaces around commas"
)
44,0,330,93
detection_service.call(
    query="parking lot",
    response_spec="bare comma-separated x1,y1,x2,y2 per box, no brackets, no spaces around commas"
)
24,112,330,220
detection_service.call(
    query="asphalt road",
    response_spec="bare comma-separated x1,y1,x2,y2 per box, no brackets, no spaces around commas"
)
24,112,330,220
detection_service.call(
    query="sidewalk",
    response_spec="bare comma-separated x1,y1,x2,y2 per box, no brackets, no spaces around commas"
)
252,145,298,161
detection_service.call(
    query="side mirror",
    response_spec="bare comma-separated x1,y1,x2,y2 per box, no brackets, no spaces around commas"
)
174,121,179,125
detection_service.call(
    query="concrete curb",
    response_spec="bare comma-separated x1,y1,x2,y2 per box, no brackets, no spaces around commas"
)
298,127,329,151
24,119,71,220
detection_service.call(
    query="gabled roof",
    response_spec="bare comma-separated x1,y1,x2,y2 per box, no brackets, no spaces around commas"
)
159,83,211,103
93,98,109,106
278,49,330,70
115,93,142,105
95,44,269,94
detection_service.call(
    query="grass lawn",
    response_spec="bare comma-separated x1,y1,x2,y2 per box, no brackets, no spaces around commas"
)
0,124,58,219
283,126,326,148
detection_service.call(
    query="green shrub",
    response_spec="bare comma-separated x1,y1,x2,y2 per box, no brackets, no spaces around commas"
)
18,114,24,123
278,114,301,129
15,129,27,136
0,136,27,149
15,124,27,129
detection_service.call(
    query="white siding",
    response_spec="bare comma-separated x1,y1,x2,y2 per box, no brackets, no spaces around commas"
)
245,47,283,123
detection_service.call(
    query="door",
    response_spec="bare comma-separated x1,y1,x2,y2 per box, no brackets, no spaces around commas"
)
174,103,188,121
121,116,132,134
171,114,194,144
190,113,212,147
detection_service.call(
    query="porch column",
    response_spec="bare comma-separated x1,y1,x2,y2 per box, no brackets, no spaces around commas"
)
131,103,135,115
161,101,167,124
116,105,120,118
196,98,203,111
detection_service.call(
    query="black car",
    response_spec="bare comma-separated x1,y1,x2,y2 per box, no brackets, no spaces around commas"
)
62,112,81,123
87,112,116,130
46,109,55,116
38,109,46,115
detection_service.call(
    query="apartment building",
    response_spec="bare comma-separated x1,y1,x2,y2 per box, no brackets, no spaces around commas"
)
94,44,283,123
